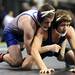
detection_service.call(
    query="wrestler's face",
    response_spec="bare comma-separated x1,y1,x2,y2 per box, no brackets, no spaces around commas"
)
41,15,54,30
57,21,70,33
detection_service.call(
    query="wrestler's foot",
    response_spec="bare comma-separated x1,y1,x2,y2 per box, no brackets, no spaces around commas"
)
40,68,55,74
0,53,4,62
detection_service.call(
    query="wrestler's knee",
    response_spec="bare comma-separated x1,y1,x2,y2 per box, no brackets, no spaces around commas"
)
65,50,75,65
9,58,23,67
8,55,23,67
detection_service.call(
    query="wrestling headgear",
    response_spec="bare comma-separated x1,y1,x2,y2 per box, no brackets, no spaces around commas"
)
53,9,72,29
37,3,55,26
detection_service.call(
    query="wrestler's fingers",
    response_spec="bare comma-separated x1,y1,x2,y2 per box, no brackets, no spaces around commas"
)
40,68,55,74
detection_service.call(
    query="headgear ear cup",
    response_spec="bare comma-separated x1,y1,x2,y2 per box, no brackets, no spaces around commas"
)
37,11,44,23
52,16,58,29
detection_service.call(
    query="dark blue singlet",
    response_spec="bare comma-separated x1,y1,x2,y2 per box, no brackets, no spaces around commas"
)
41,27,66,58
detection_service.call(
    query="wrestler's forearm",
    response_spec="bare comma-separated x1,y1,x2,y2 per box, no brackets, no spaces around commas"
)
67,26,75,53
39,45,56,53
69,37,75,52
24,42,31,54
31,36,47,70
24,36,32,54
39,44,61,53
31,50,47,70
60,39,67,56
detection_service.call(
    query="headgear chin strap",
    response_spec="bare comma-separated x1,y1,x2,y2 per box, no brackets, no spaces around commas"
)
59,31,67,37
55,29,67,37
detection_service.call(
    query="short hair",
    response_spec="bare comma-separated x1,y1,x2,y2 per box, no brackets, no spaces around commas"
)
39,3,55,12
55,9,72,21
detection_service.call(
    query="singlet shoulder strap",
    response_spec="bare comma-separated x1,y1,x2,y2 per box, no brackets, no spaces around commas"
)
16,13,37,28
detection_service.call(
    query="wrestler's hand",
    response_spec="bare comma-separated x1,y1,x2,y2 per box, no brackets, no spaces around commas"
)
52,44,61,53
40,68,55,74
